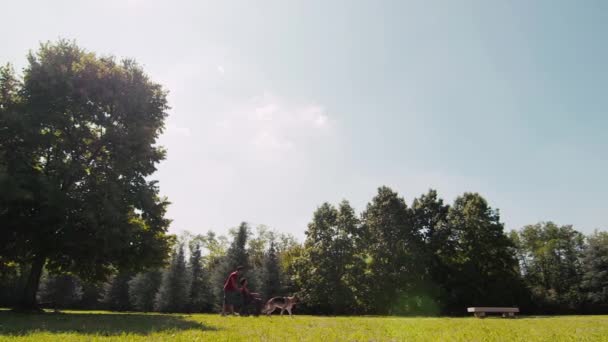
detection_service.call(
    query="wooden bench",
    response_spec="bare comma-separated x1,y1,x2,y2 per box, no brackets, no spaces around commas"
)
39,301,60,313
467,307,519,318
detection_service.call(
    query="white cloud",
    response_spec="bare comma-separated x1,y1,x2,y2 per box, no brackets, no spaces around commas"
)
153,50,338,236
127,0,146,6
210,91,333,159
215,119,231,129
105,0,149,9
254,103,278,121
314,113,328,126
163,123,191,138
297,104,330,127
252,130,294,151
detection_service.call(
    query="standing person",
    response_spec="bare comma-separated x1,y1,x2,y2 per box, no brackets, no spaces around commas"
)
221,266,243,316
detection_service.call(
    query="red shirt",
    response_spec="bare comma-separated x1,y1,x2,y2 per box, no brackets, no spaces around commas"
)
224,271,238,291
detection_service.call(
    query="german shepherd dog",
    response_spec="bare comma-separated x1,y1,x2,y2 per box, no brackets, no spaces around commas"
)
263,296,299,316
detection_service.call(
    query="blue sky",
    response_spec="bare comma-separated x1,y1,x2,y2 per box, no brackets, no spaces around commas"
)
2,0,606,238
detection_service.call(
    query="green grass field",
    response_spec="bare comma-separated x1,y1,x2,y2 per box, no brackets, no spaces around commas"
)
1,310,607,341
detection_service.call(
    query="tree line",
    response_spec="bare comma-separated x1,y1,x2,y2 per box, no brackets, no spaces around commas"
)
293,188,608,315
0,223,295,313
1,41,607,315
1,186,606,315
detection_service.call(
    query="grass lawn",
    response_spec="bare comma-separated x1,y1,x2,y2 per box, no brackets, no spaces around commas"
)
1,310,607,341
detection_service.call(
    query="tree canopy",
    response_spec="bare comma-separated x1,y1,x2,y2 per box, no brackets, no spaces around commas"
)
0,40,172,309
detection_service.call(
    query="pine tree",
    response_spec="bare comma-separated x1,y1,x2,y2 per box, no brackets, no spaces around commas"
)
103,271,133,311
189,242,212,312
154,244,190,312
262,241,281,299
228,222,250,268
247,226,273,296
78,281,104,310
0,261,24,308
128,269,162,312
38,274,83,309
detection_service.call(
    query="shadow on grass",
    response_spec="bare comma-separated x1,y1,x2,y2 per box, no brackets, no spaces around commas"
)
0,311,217,336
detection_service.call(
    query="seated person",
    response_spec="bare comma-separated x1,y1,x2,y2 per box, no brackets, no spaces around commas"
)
239,278,262,316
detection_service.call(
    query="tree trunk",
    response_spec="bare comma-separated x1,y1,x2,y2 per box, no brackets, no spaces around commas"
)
17,254,46,312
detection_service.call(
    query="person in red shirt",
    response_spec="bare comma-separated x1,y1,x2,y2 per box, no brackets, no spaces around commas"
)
221,266,243,316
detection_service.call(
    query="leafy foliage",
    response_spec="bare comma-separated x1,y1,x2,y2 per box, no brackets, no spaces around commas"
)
511,222,585,311
440,193,524,313
581,231,608,304
0,40,172,309
295,201,364,314
360,187,424,314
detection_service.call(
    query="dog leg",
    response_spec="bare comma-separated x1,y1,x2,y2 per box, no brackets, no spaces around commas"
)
280,308,285,316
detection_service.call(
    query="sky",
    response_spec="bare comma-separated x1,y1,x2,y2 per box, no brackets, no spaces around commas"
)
2,0,607,239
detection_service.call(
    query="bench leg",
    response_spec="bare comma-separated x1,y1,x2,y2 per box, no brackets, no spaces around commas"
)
502,312,516,318
474,312,486,318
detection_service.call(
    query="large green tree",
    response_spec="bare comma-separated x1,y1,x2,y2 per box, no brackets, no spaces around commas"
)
511,222,585,310
295,202,348,313
0,41,172,310
359,187,424,314
581,231,608,305
333,200,367,313
294,203,335,307
276,235,304,297
411,189,451,314
443,193,523,313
